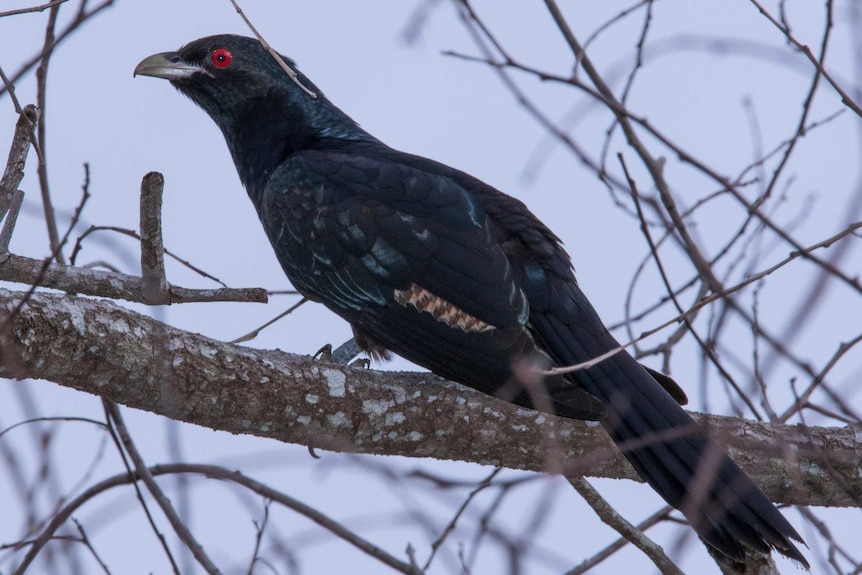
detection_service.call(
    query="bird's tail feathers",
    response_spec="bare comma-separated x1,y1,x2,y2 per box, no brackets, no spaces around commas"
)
535,314,808,566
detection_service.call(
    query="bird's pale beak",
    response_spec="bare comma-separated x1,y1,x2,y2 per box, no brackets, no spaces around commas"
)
134,52,201,80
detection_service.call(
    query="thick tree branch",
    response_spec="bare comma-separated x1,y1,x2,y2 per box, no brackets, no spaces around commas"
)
0,288,858,508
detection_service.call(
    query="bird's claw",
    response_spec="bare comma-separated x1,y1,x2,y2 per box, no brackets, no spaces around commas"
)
349,358,371,369
313,344,332,361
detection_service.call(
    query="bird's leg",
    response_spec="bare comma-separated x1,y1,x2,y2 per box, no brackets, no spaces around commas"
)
330,338,362,365
312,338,362,366
312,343,332,361
349,357,371,369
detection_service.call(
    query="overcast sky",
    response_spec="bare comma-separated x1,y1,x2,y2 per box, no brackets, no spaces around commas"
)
1,1,860,574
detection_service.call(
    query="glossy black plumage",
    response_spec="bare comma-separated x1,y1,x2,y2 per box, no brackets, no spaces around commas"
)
135,35,807,567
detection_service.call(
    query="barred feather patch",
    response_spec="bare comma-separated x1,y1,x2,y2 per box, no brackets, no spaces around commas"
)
394,283,495,333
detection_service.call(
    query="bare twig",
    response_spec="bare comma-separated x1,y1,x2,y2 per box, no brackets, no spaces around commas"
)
0,0,116,99
228,0,317,98
0,0,68,18
747,0,861,117
422,467,501,571
34,1,63,262
71,225,230,287
245,499,272,575
568,476,684,575
621,154,762,418
565,506,674,575
13,462,418,575
230,297,308,343
546,219,862,377
71,520,112,575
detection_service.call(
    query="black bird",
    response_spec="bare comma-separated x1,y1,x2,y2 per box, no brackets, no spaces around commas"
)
135,34,807,567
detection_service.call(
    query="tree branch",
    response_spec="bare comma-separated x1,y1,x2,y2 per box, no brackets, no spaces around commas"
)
0,253,267,304
0,288,858,508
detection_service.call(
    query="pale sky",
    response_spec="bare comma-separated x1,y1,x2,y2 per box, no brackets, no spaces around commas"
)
1,1,860,573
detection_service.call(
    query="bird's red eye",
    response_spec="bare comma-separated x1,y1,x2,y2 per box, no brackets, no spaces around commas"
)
211,48,232,68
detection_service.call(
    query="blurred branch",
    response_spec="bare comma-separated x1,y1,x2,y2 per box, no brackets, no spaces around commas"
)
11,462,418,575
0,288,858,508
0,0,116,99
747,0,862,118
0,1,68,19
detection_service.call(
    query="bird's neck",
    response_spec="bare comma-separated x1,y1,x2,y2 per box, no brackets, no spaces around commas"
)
221,91,378,203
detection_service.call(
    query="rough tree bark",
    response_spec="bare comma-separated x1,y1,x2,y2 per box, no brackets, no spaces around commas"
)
1,287,858,509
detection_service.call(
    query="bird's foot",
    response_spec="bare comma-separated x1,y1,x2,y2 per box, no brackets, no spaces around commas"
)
312,339,362,366
349,358,371,369
312,344,332,362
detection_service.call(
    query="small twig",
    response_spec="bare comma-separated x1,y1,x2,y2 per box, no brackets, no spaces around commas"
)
0,0,68,18
104,401,223,575
138,172,169,304
228,0,317,98
422,467,501,571
545,218,862,377
621,153,762,418
568,476,684,575
14,463,419,575
35,1,64,262
778,332,862,423
72,520,112,575
71,224,229,287
230,298,307,343
565,506,674,575
0,416,105,440
747,0,861,118
245,499,272,575
542,344,626,377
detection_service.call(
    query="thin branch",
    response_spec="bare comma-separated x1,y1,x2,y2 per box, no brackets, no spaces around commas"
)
422,467,501,571
568,476,683,575
71,225,230,287
34,1,63,262
228,0,317,98
546,219,862,377
565,506,674,575
14,463,417,575
747,0,861,117
0,0,116,99
0,0,68,18
71,520,112,575
104,401,222,575
0,252,268,304
230,298,308,343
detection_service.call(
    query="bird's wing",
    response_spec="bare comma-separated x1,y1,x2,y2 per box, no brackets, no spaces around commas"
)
257,145,607,419
261,146,528,328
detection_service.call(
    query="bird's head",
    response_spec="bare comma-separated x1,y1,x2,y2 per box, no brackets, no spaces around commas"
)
135,34,374,194
135,35,312,124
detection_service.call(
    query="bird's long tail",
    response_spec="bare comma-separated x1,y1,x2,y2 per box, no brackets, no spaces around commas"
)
532,309,807,566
